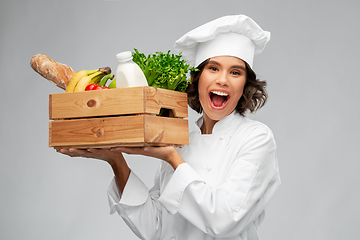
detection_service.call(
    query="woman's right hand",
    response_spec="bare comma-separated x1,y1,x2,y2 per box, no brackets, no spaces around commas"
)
57,148,130,192
57,148,123,166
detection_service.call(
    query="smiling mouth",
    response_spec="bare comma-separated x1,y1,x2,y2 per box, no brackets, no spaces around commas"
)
209,90,230,109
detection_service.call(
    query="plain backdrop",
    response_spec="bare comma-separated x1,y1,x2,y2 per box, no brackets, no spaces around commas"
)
1,0,359,239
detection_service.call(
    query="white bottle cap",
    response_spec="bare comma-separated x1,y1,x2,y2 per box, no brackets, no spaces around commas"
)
116,51,133,63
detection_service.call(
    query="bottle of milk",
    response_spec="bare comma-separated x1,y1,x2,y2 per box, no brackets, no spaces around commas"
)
115,51,148,88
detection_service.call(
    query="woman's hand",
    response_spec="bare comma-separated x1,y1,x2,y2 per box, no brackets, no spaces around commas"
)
111,146,185,170
57,148,122,166
57,148,130,192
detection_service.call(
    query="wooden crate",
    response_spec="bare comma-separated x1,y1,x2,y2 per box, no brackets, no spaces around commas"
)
49,86,189,149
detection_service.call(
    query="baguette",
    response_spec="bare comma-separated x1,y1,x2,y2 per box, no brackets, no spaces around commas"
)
30,54,76,90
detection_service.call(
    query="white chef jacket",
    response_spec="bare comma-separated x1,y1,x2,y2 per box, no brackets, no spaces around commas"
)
108,111,281,240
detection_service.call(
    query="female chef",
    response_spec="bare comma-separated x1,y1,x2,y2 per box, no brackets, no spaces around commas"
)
59,14,281,240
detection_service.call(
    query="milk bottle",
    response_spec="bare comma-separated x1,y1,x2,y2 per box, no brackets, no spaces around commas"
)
115,51,148,88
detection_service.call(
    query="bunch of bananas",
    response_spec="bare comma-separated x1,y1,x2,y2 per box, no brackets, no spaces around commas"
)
65,67,112,92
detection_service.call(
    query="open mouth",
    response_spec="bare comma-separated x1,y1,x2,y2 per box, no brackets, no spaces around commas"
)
209,90,230,109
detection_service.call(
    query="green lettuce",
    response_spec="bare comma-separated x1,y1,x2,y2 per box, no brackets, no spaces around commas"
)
132,48,198,92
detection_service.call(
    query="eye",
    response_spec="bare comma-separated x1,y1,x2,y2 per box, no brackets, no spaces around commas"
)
209,66,218,71
231,70,241,75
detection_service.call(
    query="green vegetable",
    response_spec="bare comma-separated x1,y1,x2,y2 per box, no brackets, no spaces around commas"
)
132,48,198,92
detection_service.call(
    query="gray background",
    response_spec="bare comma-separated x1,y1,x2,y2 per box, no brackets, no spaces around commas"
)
1,0,359,239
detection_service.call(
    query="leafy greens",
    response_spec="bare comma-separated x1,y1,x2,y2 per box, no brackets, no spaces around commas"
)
132,48,198,92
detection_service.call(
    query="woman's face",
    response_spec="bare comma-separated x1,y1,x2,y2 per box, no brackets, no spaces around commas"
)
198,56,247,121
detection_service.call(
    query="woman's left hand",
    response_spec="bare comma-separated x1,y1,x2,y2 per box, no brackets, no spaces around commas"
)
111,146,185,170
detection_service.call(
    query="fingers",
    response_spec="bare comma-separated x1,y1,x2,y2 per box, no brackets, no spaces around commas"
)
111,147,149,155
57,147,126,165
57,145,175,163
57,148,93,158
111,146,176,162
57,148,105,159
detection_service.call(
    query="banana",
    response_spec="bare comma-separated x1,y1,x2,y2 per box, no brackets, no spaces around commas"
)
99,74,114,87
65,67,111,92
65,69,99,92
74,71,106,92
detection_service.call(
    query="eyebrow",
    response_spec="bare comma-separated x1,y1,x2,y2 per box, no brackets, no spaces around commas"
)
208,60,246,71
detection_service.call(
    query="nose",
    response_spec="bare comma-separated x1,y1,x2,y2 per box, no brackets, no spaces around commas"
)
215,72,229,86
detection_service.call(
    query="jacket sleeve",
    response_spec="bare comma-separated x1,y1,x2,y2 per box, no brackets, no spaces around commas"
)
158,125,281,238
108,167,163,240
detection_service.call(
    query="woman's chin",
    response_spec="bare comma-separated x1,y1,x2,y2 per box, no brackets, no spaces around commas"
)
203,106,233,122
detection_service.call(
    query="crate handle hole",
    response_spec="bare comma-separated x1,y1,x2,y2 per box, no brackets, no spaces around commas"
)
159,108,175,117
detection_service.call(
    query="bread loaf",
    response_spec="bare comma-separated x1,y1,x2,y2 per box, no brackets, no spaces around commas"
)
30,54,76,90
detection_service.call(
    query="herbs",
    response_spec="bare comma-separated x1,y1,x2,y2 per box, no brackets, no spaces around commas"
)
132,48,198,92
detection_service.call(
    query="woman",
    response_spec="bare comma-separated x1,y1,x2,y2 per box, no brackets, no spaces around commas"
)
59,14,281,240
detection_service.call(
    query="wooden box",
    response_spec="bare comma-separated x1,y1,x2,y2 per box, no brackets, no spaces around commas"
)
49,86,189,149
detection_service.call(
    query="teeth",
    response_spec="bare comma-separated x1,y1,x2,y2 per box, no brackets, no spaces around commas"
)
211,91,228,96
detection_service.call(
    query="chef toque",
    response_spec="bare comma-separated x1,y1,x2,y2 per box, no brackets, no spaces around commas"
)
174,14,270,69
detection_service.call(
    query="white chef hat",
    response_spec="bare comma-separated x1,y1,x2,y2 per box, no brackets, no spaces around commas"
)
174,14,270,69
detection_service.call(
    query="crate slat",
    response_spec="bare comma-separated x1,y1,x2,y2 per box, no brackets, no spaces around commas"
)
49,115,188,149
49,86,188,120
49,87,144,119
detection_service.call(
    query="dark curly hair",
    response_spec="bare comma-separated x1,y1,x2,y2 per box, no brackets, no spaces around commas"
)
186,59,268,116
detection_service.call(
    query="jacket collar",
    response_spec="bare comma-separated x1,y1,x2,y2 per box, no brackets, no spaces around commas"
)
195,111,243,135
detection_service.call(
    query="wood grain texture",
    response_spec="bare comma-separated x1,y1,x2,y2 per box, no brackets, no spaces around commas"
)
49,87,145,119
49,115,188,148
144,87,188,118
144,115,189,144
49,87,188,120
50,115,145,148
